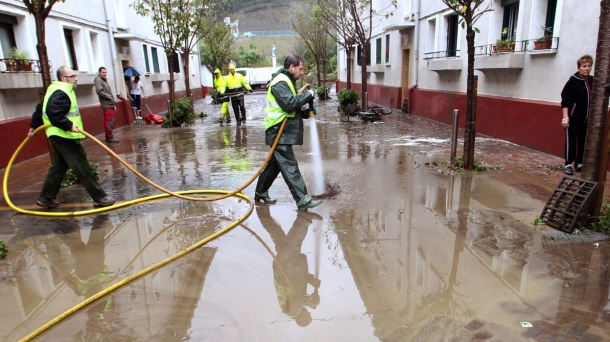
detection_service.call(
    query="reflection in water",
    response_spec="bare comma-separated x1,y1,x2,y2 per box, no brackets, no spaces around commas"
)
330,172,610,340
256,205,321,326
0,199,241,341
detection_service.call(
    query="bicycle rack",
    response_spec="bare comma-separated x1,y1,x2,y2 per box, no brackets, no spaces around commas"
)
539,176,598,233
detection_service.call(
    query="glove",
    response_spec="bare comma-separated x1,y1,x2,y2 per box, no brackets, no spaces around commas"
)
307,89,315,97
249,89,254,93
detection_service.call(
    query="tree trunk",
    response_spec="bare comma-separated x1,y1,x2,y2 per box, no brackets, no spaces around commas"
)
360,41,368,110
33,12,51,91
181,51,193,111
583,0,610,216
463,21,477,170
346,47,352,89
167,51,176,108
315,56,321,87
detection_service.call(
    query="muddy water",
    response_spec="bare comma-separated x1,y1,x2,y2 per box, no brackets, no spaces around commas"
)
1,90,609,341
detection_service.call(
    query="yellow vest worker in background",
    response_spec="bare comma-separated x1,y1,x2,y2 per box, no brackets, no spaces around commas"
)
224,64,252,125
214,68,231,124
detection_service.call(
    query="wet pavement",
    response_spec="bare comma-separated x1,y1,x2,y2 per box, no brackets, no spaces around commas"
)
1,89,610,341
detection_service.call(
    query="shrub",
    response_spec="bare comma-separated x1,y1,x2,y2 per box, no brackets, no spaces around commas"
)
338,88,359,112
62,160,99,187
0,240,7,259
317,85,331,100
164,97,196,127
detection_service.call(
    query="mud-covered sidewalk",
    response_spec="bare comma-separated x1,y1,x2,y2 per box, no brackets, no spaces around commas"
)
1,89,609,341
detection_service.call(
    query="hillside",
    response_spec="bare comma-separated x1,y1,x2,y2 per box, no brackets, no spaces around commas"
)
228,0,310,32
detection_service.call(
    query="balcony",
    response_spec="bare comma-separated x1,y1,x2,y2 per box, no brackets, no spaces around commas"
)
0,59,44,89
150,73,170,82
424,50,462,71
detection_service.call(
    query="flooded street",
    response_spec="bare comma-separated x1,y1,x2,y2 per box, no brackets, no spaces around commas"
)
1,90,609,341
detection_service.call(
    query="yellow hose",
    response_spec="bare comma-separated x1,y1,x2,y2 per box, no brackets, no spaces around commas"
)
5,118,290,341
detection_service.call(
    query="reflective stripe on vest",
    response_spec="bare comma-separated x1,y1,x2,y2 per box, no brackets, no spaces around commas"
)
42,81,85,139
264,73,296,130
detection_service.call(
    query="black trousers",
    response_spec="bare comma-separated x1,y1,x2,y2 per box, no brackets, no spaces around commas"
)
255,144,308,203
231,97,246,122
40,136,106,201
564,121,587,166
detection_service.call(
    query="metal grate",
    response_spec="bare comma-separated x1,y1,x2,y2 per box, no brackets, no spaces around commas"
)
540,176,598,233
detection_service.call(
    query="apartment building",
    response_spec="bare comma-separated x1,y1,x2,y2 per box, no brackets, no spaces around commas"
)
0,0,204,168
338,0,598,158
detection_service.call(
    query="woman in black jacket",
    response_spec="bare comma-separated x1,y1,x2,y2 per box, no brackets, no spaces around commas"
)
561,55,594,175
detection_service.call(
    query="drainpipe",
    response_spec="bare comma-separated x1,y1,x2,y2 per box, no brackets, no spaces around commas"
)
413,0,420,87
102,0,122,101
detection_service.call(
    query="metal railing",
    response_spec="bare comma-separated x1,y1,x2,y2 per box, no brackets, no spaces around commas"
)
240,30,299,38
0,59,44,73
423,50,461,60
474,37,559,56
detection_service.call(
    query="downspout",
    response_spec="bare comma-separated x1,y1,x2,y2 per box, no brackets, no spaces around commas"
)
102,0,124,108
413,0,420,86
410,0,420,113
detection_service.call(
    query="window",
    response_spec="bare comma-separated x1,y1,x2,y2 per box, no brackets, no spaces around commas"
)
64,29,78,70
446,14,458,57
385,34,390,64
151,47,160,73
501,0,519,40
168,52,180,72
142,44,150,73
0,23,16,59
356,44,371,66
427,19,436,53
375,38,382,64
545,0,558,35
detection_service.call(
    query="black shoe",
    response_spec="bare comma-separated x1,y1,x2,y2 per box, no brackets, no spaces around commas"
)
575,164,583,172
298,199,322,211
37,196,59,208
94,195,115,207
105,138,119,143
241,119,246,124
564,165,574,175
226,120,231,124
255,192,277,204
237,121,241,126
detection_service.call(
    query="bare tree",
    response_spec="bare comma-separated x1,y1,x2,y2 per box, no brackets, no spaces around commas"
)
441,0,494,170
202,21,237,70
315,1,355,89
133,0,183,105
582,0,610,216
316,0,397,97
176,0,224,109
22,0,66,90
292,7,330,87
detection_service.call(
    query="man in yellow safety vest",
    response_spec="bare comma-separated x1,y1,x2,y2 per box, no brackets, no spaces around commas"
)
224,64,252,125
213,68,231,124
28,66,115,208
254,55,321,211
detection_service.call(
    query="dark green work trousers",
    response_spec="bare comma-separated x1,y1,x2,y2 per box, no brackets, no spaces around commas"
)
256,144,307,203
40,136,106,201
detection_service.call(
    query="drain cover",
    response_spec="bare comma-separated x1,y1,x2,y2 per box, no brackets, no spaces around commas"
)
540,176,598,233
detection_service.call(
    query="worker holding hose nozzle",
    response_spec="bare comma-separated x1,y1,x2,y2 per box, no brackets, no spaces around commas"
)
255,54,321,211
28,66,115,208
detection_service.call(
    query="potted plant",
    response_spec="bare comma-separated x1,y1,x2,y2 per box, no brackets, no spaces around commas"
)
7,48,32,72
533,26,553,50
493,27,516,53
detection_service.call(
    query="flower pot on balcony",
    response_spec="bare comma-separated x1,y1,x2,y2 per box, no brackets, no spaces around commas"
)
492,42,516,53
533,39,552,50
16,60,32,72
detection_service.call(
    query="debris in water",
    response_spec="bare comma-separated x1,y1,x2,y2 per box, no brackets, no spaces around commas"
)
520,322,533,328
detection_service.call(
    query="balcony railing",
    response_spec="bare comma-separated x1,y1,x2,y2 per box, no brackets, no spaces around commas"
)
424,50,461,60
474,37,559,56
0,59,45,73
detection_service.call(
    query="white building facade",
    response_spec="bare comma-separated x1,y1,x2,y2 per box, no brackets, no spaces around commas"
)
0,0,204,168
338,0,601,158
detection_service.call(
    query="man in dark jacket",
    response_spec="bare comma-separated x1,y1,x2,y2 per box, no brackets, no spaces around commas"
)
561,55,594,175
94,67,119,143
28,66,115,208
254,54,322,211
